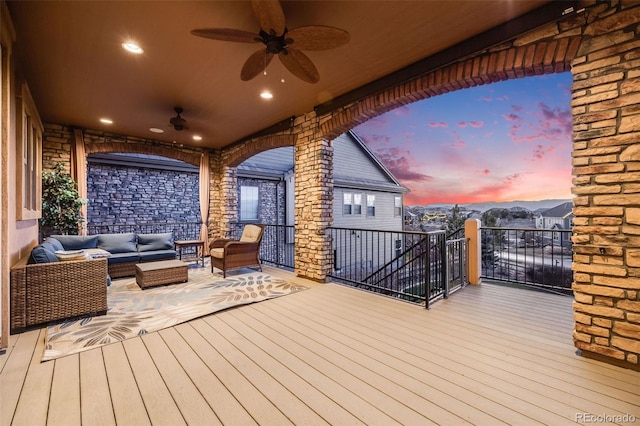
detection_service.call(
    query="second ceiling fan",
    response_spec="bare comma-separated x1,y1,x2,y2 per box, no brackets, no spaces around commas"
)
191,0,350,84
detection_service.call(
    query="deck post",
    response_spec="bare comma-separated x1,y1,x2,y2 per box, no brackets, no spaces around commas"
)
465,219,482,285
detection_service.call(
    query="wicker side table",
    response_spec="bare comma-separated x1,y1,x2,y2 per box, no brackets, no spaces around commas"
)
135,259,188,289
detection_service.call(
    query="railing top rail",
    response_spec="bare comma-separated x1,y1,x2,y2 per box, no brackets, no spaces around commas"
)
446,237,469,244
328,226,446,236
481,226,572,232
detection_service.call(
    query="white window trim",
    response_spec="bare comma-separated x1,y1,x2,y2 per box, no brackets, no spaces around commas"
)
16,81,43,221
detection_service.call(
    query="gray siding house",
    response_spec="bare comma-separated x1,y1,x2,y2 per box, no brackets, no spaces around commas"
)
237,130,409,271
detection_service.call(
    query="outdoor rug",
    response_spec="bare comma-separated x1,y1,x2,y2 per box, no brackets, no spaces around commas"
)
42,271,307,361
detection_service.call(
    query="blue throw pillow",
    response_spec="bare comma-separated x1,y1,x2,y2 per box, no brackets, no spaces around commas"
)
137,233,173,252
28,245,59,264
51,235,99,250
97,233,137,254
44,237,64,252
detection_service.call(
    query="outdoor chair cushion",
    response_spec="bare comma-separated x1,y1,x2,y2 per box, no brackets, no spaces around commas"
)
240,224,262,243
210,248,224,259
51,235,99,250
97,233,137,254
137,233,173,252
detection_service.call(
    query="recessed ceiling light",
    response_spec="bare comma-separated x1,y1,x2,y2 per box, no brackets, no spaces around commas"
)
99,118,113,124
260,90,273,99
122,42,143,54
193,135,202,141
149,128,164,134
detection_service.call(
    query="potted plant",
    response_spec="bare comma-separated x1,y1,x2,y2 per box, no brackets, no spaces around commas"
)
39,162,85,239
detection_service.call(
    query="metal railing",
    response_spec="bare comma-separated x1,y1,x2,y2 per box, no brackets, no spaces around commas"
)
87,221,202,241
227,223,295,269
327,227,461,307
480,227,573,295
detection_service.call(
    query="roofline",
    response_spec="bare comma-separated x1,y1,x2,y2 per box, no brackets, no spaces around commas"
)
344,130,408,191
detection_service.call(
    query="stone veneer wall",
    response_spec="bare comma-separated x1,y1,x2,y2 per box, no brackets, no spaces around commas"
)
569,2,640,369
42,124,205,228
86,163,200,225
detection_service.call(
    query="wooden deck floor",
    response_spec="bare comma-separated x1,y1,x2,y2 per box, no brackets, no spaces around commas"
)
2,265,640,425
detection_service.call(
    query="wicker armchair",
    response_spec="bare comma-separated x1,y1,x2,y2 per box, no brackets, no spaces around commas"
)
210,224,265,277
10,255,108,332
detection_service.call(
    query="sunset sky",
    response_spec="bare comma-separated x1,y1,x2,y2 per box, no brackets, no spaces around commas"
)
354,72,573,206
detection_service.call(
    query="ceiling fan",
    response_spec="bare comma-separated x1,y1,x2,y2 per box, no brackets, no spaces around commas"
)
191,0,350,83
169,107,188,131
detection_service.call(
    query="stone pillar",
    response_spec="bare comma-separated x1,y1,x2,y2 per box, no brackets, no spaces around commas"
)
294,113,333,281
571,4,640,370
465,219,482,285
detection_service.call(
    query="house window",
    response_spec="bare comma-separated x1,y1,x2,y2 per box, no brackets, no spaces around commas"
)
353,194,362,215
240,186,259,221
17,82,43,221
343,192,352,215
367,194,375,217
394,196,402,217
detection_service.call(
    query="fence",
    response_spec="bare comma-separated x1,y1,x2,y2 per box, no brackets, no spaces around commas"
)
327,227,466,307
480,226,573,295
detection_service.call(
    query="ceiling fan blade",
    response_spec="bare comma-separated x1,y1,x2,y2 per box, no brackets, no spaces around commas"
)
191,28,260,43
241,50,274,81
279,48,319,84
252,0,285,35
286,26,350,51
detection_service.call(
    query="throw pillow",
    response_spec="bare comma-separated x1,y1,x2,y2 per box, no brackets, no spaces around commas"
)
28,244,59,264
97,233,137,253
51,235,99,250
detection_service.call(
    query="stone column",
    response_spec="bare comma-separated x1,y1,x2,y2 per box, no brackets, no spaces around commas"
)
571,4,640,369
294,113,333,281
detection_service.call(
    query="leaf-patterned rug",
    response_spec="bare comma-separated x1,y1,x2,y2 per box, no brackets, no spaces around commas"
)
42,271,307,361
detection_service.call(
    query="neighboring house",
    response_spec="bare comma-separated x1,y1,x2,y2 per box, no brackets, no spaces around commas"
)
535,201,574,230
236,130,409,272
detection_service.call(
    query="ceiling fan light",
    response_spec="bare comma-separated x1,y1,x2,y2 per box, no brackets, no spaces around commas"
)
122,42,143,54
149,127,164,134
193,135,203,141
260,90,273,99
99,118,113,124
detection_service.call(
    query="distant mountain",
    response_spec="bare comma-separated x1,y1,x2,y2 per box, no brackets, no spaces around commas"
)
415,199,572,213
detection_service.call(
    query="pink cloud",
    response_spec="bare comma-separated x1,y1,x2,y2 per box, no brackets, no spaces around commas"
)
428,121,448,128
371,146,433,183
393,106,411,116
482,96,492,102
469,121,483,128
511,104,523,112
503,113,521,122
457,122,467,128
476,169,491,175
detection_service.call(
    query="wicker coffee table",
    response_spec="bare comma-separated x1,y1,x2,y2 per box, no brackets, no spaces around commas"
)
135,259,188,289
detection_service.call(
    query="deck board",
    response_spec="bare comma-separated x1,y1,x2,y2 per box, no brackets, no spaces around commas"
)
48,353,81,426
2,266,640,426
79,349,116,426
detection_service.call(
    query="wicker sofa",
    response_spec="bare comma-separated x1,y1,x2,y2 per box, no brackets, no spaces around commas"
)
10,232,177,332
10,255,108,332
50,233,177,278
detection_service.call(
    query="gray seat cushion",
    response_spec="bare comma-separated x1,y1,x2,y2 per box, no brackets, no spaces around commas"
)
106,252,141,264
139,249,177,262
